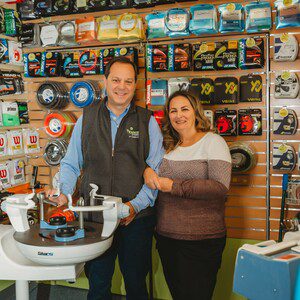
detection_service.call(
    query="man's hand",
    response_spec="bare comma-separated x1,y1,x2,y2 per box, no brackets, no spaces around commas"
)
45,188,68,207
158,177,173,193
143,167,161,190
120,202,136,226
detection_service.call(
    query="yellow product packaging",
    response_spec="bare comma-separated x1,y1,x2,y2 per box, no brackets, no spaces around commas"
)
97,15,118,42
118,13,145,42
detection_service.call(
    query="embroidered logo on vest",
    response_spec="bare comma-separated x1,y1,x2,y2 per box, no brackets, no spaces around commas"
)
127,127,139,139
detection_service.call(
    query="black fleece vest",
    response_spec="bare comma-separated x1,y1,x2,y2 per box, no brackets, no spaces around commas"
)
80,99,151,207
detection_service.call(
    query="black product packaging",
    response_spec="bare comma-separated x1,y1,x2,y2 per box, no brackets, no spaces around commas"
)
34,0,52,17
132,0,155,8
87,0,108,10
62,52,83,78
100,48,115,75
215,109,237,136
214,77,239,104
214,41,238,70
168,43,191,71
78,49,100,75
238,109,262,136
41,51,62,77
108,0,131,9
20,24,35,45
71,0,89,13
52,0,73,14
114,47,139,69
193,42,215,71
239,37,264,69
24,52,43,77
239,75,262,102
146,44,168,72
188,78,214,105
17,0,36,20
17,102,29,124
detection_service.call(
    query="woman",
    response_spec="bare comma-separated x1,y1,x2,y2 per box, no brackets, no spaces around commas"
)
144,91,231,300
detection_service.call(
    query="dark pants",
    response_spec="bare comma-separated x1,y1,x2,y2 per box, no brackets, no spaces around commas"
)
156,234,226,300
84,215,155,300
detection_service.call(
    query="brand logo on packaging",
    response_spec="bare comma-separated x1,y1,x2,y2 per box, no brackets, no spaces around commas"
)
0,169,7,178
13,136,21,145
251,80,262,93
30,135,37,144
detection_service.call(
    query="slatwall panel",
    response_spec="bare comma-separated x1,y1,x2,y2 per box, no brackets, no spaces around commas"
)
22,0,300,241
269,27,300,241
24,46,146,187
0,2,33,187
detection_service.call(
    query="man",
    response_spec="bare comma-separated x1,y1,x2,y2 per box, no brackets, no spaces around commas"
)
48,57,164,300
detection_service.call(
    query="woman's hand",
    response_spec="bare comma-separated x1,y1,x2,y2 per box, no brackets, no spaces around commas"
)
158,177,173,193
143,167,161,190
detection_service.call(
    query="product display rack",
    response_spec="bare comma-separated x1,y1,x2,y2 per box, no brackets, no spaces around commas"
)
18,0,300,240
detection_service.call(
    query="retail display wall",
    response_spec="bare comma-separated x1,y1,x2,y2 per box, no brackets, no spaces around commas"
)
6,0,300,241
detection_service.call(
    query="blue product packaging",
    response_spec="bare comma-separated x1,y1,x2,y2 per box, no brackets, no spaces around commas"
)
146,79,168,106
275,0,300,29
146,12,168,39
245,2,272,32
0,39,9,63
165,8,190,38
218,3,245,33
189,4,217,35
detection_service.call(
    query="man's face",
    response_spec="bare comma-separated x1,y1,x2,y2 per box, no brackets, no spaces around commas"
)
104,62,136,109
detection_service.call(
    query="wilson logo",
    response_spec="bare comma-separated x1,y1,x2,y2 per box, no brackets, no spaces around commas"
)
0,170,7,178
13,136,21,145
30,136,37,143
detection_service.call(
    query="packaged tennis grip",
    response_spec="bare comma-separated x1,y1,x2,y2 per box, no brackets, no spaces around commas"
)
168,44,191,71
189,4,218,35
273,143,296,171
168,78,190,96
214,41,238,70
214,77,238,104
274,34,299,62
146,12,167,39
239,37,264,69
245,1,272,32
165,8,190,38
24,52,43,77
146,79,168,106
239,75,262,102
275,0,300,29
193,42,215,71
41,52,62,77
147,45,168,72
100,48,114,75
273,108,298,135
78,49,100,75
188,78,214,105
215,109,237,136
62,52,82,78
238,109,262,136
218,3,244,33
275,71,300,99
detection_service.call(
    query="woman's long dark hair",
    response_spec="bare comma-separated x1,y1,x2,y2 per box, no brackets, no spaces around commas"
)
162,91,212,153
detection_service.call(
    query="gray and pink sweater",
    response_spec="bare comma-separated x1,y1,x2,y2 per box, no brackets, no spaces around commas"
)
157,132,232,241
